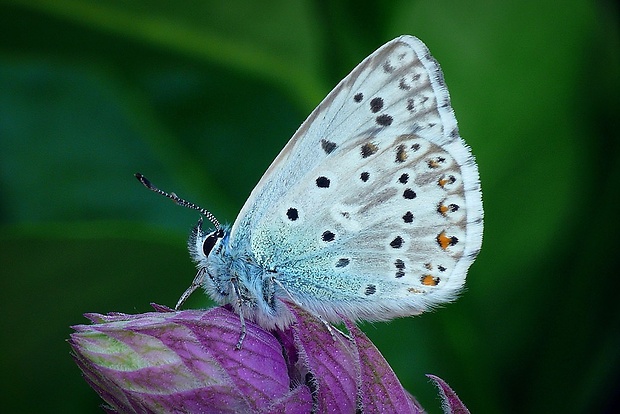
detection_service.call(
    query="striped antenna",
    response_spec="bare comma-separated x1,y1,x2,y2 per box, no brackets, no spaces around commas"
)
135,173,221,230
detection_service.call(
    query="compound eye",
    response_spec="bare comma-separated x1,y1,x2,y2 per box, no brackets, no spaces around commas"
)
202,229,223,256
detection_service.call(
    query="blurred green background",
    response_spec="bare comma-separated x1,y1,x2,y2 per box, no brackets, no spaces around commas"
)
1,0,618,412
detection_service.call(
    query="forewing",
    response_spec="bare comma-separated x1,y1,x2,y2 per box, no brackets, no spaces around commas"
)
230,36,483,319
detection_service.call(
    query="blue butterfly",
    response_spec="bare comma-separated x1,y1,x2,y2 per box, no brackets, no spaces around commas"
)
137,35,483,348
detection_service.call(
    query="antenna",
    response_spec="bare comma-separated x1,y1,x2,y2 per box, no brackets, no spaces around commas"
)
135,173,221,230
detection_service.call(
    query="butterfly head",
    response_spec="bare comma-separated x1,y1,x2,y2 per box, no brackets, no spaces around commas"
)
188,216,226,267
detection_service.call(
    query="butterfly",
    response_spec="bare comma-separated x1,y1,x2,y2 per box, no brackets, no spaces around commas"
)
136,35,483,347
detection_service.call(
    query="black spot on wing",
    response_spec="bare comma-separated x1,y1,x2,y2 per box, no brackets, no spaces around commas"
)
403,189,416,199
376,114,393,126
286,208,298,221
322,231,335,242
407,99,415,111
361,142,378,158
369,97,384,113
395,259,405,278
382,60,395,73
316,176,330,188
390,236,404,249
320,139,337,154
402,211,414,223
336,258,350,268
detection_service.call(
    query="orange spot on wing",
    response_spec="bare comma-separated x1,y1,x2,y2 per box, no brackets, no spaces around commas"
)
438,175,455,188
421,275,439,286
437,231,458,250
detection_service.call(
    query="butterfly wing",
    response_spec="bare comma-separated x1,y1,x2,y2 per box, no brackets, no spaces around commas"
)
229,35,483,322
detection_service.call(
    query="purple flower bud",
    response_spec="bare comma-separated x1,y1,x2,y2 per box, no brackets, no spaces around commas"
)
70,303,467,413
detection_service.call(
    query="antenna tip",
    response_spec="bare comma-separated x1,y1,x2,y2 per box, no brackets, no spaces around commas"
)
135,173,153,189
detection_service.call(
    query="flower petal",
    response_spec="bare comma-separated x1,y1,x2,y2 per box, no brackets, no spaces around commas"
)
427,374,471,414
285,303,359,413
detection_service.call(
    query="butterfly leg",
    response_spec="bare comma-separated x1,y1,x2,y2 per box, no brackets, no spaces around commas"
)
175,267,207,310
231,277,247,350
